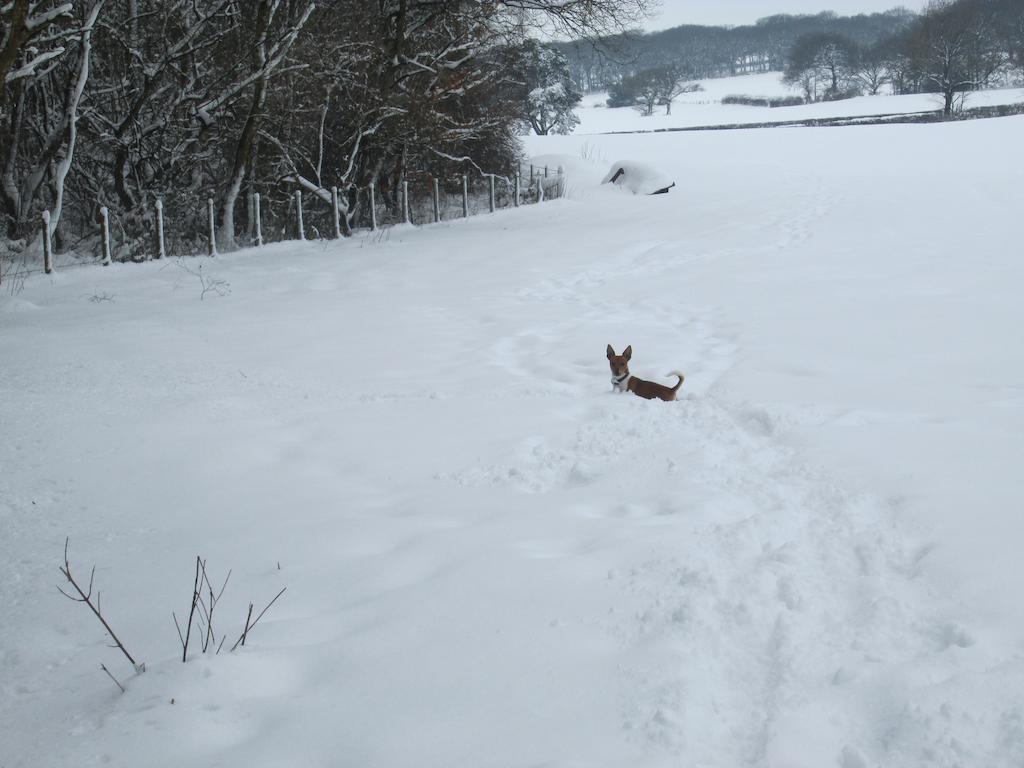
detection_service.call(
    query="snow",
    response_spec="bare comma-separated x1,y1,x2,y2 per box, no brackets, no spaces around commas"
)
600,161,674,195
3,111,1024,767
577,71,1024,133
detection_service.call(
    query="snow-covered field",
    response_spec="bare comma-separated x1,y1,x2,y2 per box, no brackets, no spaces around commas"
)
577,71,1024,133
2,112,1023,767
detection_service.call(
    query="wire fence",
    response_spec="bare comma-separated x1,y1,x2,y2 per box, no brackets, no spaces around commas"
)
1,164,567,291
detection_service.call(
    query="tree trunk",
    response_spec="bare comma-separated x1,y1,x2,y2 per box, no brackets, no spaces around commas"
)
218,76,267,251
216,0,273,252
50,2,104,239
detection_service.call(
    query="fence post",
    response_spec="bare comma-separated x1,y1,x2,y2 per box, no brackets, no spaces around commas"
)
207,198,216,256
154,199,165,259
544,165,549,179
42,211,53,274
432,178,440,223
295,190,305,240
253,193,263,246
461,175,468,218
369,183,377,231
557,166,564,199
331,186,341,239
101,205,113,265
530,164,534,184
402,180,410,224
514,172,520,207
488,175,495,213
537,177,545,204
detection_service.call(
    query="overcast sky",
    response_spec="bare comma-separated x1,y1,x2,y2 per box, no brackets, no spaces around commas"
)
642,0,926,30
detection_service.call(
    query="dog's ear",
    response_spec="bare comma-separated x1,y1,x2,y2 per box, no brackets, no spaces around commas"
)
606,344,615,359
623,345,632,361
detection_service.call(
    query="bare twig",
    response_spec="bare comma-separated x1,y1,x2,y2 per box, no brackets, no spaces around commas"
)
58,538,141,671
231,587,285,651
180,555,201,662
234,603,253,652
173,260,231,300
196,560,231,653
173,611,185,648
100,663,126,694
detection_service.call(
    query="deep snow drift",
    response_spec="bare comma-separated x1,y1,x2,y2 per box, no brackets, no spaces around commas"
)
2,114,1024,768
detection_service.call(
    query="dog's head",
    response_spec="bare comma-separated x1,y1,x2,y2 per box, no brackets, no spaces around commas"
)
606,344,632,378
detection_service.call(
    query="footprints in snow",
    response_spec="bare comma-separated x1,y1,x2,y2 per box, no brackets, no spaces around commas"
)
456,233,984,764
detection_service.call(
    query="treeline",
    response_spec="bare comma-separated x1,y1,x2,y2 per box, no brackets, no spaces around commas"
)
784,0,1024,113
554,8,916,92
558,1,1024,117
0,0,645,260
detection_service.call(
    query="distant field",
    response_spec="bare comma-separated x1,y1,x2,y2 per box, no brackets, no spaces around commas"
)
576,72,1024,133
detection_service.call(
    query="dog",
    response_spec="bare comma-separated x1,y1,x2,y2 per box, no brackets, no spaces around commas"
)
607,344,684,401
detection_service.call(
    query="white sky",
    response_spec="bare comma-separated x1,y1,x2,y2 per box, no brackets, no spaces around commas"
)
642,0,927,30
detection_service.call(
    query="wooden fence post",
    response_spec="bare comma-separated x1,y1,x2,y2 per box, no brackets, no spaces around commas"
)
557,166,564,199
544,165,549,178
42,211,53,274
461,175,468,218
295,190,305,240
530,164,534,184
514,172,520,207
207,198,216,256
331,186,341,239
369,183,377,231
154,199,165,259
402,180,410,224
487,175,494,213
101,206,112,265
253,193,263,246
432,178,440,223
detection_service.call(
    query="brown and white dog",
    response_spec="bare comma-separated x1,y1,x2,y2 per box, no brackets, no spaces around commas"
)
607,345,684,401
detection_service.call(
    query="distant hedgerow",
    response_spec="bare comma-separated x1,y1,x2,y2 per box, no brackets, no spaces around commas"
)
722,95,805,108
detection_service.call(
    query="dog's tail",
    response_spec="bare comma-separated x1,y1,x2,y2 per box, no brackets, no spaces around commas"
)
666,371,685,392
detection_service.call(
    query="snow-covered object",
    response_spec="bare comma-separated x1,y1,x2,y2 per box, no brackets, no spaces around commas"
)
601,160,675,195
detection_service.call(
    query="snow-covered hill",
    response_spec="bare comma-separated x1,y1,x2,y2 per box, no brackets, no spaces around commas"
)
2,114,1024,767
576,71,1024,133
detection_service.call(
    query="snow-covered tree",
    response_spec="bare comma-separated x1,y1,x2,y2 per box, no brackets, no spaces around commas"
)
528,81,581,135
1,0,102,240
503,40,581,135
0,0,653,251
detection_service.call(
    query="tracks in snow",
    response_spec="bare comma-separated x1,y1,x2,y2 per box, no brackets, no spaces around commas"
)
443,211,1000,766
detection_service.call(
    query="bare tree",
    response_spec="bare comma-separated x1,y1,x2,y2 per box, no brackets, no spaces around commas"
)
906,0,1005,115
784,32,859,102
652,64,700,115
214,0,315,251
852,43,890,95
